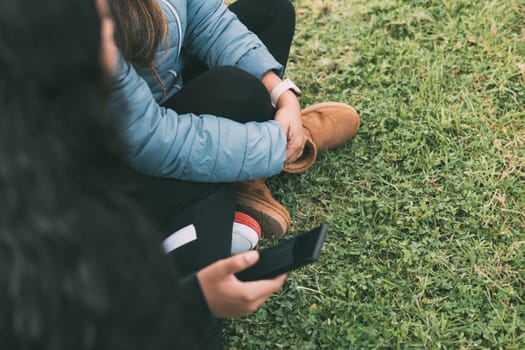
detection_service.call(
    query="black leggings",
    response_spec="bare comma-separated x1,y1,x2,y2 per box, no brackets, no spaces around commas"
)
229,0,296,70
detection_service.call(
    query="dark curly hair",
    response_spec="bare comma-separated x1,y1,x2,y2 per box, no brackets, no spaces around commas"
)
0,1,203,349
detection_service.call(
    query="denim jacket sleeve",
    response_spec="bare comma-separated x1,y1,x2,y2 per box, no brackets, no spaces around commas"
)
108,54,287,183
184,0,284,79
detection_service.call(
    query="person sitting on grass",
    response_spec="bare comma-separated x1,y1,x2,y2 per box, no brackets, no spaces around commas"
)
107,0,361,244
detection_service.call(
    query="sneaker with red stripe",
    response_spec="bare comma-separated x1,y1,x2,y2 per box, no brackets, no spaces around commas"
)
231,211,261,254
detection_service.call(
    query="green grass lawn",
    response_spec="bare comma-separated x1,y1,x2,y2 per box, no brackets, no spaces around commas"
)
224,0,524,348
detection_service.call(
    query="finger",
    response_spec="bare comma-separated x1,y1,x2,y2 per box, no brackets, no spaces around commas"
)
271,274,287,289
242,274,287,299
215,250,260,277
285,148,295,163
295,147,304,159
288,147,303,163
252,282,284,308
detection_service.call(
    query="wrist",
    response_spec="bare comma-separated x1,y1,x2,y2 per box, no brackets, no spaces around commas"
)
275,90,300,110
270,78,301,108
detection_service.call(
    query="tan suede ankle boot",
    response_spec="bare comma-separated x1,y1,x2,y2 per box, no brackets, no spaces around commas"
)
283,102,360,174
233,179,291,239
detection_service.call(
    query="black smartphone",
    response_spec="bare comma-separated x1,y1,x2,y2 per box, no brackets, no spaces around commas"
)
235,223,328,282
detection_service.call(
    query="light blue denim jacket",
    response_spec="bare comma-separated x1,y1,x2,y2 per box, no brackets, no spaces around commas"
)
108,0,287,182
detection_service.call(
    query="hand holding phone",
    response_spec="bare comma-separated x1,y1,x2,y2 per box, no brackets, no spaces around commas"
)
197,250,286,318
235,223,328,281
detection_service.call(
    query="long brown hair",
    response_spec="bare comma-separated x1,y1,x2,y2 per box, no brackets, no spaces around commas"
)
109,0,168,70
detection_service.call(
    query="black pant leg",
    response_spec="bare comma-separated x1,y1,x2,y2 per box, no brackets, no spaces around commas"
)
228,0,296,70
141,175,235,276
166,66,275,123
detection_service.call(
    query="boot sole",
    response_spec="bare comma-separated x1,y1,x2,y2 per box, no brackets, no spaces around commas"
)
234,191,291,239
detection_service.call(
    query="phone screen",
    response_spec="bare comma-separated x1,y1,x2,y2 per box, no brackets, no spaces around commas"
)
236,223,327,281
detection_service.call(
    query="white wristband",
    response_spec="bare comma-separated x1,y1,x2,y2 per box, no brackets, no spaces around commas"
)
270,78,301,108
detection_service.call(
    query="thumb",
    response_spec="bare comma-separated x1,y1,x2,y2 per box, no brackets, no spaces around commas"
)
219,250,259,276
